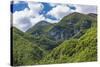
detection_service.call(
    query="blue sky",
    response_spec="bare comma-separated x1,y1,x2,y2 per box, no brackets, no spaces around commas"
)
11,1,28,13
11,1,97,32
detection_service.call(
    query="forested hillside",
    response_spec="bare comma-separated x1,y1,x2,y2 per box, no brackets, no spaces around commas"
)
12,12,97,66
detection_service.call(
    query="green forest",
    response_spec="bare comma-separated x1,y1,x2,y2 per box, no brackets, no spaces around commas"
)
12,12,97,66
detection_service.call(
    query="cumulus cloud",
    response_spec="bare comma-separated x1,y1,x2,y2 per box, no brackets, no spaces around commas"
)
30,15,45,25
13,1,19,4
45,18,59,23
12,0,27,3
13,2,44,32
49,3,59,7
47,4,71,20
13,8,32,32
28,2,44,13
15,17,32,32
74,5,97,14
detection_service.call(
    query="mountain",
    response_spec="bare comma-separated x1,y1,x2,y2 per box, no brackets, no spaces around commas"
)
47,12,97,41
40,27,97,64
12,12,97,65
27,12,96,42
25,12,96,51
26,21,59,50
27,21,53,35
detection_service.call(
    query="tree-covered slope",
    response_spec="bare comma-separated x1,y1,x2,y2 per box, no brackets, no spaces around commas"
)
26,12,97,51
12,12,97,66
47,12,97,41
27,12,96,42
13,27,58,50
40,27,97,64
26,21,54,35
12,27,45,66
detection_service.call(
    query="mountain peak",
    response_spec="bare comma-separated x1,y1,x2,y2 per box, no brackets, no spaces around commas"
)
70,12,82,14
88,13,97,18
68,12,85,16
26,20,52,33
35,20,51,26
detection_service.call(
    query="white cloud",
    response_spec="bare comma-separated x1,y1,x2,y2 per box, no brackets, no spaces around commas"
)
49,3,59,7
30,15,45,25
45,18,59,23
28,2,44,13
12,3,73,32
47,4,71,20
13,2,44,32
13,8,32,32
74,5,97,14
12,0,27,4
13,1,19,4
